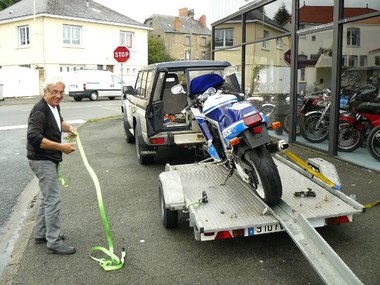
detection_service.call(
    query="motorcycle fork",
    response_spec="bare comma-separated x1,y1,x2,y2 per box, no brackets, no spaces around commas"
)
315,102,331,129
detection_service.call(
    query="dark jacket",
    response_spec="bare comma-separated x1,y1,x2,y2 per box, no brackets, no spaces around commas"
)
27,98,63,163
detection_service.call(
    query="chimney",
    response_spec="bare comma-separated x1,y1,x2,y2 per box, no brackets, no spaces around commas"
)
179,8,188,17
174,17,181,31
199,15,206,28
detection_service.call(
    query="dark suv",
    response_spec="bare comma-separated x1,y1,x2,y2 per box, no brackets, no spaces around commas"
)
121,60,240,164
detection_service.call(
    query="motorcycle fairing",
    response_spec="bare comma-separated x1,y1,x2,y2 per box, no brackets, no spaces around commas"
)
191,107,213,141
207,141,222,161
222,120,247,141
203,94,238,120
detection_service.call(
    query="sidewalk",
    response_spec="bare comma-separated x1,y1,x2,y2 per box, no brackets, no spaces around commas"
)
1,117,379,285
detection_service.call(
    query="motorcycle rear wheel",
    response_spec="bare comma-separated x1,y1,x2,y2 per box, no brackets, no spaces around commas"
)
243,145,282,206
337,122,363,152
367,124,380,161
301,113,329,143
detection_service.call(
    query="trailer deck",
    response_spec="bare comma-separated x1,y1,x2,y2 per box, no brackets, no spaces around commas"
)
159,154,364,284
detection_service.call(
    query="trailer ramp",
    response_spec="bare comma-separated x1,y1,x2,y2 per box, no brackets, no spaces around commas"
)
271,200,363,285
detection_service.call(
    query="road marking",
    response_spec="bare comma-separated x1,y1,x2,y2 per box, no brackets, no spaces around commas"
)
0,119,86,131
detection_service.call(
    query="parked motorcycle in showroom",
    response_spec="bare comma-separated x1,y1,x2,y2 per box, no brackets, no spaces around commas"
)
337,84,380,152
300,89,332,143
259,93,305,135
171,66,285,206
367,124,380,161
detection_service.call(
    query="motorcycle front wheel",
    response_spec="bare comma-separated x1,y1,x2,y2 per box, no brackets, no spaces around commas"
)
337,122,363,152
301,113,329,143
367,124,380,161
243,145,282,206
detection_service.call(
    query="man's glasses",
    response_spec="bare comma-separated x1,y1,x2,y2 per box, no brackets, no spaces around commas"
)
47,89,64,96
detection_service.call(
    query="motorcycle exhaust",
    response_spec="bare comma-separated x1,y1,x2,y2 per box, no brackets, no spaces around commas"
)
266,139,289,153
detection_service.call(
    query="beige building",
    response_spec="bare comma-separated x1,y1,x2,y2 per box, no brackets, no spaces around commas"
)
144,8,211,61
213,9,290,95
0,0,150,97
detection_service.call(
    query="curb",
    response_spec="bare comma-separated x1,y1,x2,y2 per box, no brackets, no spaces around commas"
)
0,177,40,284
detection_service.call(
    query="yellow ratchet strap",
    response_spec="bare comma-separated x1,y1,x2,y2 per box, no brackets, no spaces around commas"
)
73,131,125,271
283,149,341,190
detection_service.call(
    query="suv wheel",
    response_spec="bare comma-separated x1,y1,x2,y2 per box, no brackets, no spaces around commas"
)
135,124,155,164
89,91,98,101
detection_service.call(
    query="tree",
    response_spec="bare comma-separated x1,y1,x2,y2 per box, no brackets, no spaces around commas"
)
148,35,174,64
273,3,290,25
0,0,21,11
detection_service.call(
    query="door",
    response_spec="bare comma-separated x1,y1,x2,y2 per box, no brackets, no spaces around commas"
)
147,70,165,137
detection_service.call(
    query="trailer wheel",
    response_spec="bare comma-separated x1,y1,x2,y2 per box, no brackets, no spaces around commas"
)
159,182,178,228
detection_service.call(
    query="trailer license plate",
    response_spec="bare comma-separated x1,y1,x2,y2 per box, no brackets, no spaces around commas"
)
250,223,284,235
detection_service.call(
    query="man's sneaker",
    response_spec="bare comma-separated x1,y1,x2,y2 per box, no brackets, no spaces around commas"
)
47,244,76,255
35,233,65,244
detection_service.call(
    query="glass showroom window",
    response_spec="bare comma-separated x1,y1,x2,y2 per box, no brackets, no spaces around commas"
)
18,25,30,46
63,25,81,46
120,31,133,48
215,29,233,48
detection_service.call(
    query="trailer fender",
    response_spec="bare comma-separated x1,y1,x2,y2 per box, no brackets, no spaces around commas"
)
159,171,185,210
307,157,341,188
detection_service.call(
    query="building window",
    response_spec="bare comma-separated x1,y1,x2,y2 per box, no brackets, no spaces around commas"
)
185,50,190,60
359,55,367,66
18,25,30,46
262,30,270,49
120,31,134,48
215,29,233,47
201,36,207,47
63,25,81,46
347,28,360,47
311,35,316,41
201,51,207,60
276,38,285,50
348,55,358,66
185,35,191,46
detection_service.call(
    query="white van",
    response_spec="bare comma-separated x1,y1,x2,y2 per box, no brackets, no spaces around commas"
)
67,70,122,101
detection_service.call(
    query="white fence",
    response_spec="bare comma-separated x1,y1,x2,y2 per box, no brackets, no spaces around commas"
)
0,67,40,98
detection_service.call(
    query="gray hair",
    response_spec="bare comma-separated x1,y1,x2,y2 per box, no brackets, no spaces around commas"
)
43,77,66,91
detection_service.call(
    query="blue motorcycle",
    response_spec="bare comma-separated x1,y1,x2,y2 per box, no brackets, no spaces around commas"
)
172,67,285,205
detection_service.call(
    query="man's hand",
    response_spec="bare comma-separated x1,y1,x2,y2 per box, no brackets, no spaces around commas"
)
61,142,76,154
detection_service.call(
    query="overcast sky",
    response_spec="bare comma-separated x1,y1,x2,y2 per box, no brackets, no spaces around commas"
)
94,0,211,24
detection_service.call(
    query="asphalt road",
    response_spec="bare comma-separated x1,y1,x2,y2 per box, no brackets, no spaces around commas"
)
1,116,379,285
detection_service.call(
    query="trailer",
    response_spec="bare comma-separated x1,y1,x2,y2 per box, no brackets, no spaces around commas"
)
158,153,365,285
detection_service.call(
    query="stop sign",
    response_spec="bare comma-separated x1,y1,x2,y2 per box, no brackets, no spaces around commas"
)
114,46,130,63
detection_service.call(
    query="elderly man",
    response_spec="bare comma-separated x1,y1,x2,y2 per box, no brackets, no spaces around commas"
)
27,77,77,255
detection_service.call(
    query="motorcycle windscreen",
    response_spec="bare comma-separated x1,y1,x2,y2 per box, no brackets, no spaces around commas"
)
190,74,224,95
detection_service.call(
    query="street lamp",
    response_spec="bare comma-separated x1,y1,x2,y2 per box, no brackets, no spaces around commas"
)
187,9,194,60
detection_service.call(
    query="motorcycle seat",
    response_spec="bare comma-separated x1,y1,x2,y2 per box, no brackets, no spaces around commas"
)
356,102,380,115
